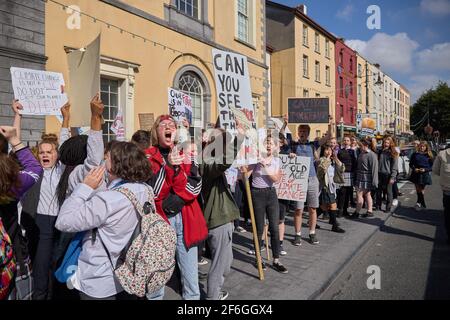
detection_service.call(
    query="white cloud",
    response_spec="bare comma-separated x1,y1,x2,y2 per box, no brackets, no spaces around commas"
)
346,33,419,74
420,0,450,16
408,75,450,103
336,4,354,21
417,42,450,71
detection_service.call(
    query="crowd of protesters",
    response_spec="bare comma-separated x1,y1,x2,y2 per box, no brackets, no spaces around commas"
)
1,95,448,302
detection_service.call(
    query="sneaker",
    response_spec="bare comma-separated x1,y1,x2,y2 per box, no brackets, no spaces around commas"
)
415,203,422,211
349,213,360,220
309,234,319,245
218,290,229,300
273,262,288,274
392,199,399,207
280,245,287,256
254,260,267,270
235,226,246,233
198,258,208,266
332,225,346,233
292,235,302,246
247,245,266,256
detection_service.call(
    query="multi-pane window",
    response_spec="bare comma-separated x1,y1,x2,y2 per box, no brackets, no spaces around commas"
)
349,81,353,95
303,55,309,78
100,78,120,144
178,71,204,127
315,33,320,53
237,0,249,43
358,64,362,78
303,25,308,46
325,66,330,86
339,51,343,65
325,40,330,58
350,58,353,73
303,89,309,98
315,61,320,82
339,77,344,97
177,0,199,19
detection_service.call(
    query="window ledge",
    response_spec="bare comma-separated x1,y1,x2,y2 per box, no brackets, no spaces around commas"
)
315,80,321,84
234,37,256,50
303,75,310,79
303,44,309,49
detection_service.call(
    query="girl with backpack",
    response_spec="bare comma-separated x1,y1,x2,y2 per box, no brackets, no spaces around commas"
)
375,136,399,213
317,143,346,233
145,115,207,300
1,103,43,300
409,141,434,210
55,142,159,300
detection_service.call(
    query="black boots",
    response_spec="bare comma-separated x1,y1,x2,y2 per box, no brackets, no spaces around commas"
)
329,210,345,233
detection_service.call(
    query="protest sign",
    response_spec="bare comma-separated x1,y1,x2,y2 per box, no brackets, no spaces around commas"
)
288,98,329,124
274,155,311,202
10,67,68,115
110,109,125,141
168,88,193,124
356,113,377,136
67,34,101,127
138,113,155,131
212,49,256,132
212,49,257,165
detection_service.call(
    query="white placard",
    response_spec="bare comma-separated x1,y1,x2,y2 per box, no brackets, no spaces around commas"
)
10,67,68,115
274,155,311,202
168,88,193,124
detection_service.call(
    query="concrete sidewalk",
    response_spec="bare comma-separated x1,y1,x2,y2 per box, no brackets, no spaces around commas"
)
166,184,409,300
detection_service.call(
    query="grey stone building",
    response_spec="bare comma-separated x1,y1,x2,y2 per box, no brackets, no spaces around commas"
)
0,0,46,146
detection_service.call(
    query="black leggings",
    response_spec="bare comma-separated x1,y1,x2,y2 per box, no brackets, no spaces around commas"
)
251,187,280,259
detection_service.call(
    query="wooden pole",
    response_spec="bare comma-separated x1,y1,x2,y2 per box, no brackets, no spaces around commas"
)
243,173,264,281
264,224,270,261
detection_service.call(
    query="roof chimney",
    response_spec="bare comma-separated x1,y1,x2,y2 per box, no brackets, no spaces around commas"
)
297,4,307,15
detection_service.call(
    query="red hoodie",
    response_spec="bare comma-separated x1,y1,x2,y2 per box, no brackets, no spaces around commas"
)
145,146,207,250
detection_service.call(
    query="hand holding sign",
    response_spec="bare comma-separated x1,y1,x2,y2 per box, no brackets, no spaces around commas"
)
12,100,23,115
90,93,104,118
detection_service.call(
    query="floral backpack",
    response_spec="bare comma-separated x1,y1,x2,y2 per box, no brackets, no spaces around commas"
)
99,184,177,298
0,217,16,300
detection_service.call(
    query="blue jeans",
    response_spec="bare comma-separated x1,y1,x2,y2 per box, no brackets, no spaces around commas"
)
146,213,200,300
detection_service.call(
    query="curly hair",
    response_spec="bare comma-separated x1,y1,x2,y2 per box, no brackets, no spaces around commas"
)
383,136,399,158
109,142,153,183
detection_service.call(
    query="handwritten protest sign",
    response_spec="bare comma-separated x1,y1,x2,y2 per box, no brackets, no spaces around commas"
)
288,98,330,124
212,49,257,165
10,67,68,115
274,155,311,202
168,88,193,124
110,109,125,141
212,49,256,132
138,113,154,131
67,34,101,127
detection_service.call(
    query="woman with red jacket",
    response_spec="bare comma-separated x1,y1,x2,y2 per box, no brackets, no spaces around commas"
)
145,115,207,300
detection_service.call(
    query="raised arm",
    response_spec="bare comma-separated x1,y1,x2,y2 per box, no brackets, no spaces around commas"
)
59,102,71,147
12,100,22,141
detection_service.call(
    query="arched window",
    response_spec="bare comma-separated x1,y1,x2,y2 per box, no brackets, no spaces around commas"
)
178,71,204,127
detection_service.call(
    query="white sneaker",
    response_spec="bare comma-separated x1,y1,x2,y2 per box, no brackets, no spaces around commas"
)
392,199,399,207
415,203,422,211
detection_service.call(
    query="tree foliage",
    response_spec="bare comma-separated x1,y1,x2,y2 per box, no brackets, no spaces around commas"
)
410,81,450,140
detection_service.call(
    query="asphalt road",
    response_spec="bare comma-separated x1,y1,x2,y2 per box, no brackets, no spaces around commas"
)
320,177,450,300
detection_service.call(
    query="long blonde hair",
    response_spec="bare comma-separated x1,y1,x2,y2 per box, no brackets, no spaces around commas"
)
383,136,399,158
418,141,433,159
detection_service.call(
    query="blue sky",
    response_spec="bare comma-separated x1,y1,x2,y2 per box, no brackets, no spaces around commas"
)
275,0,450,103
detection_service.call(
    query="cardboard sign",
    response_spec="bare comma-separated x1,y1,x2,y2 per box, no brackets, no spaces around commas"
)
356,113,377,136
67,34,101,127
212,49,257,166
168,88,193,124
274,155,311,202
138,113,155,131
288,98,330,124
212,49,256,132
10,67,68,115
